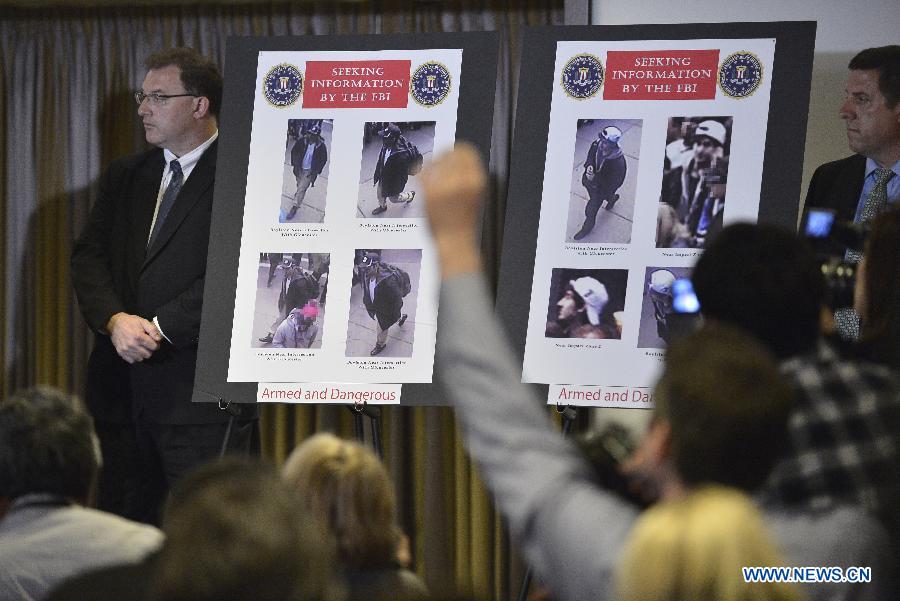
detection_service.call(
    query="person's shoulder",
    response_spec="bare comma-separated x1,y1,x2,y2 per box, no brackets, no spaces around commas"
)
781,343,900,407
823,341,899,387
18,504,163,552
111,147,163,170
765,501,892,564
810,154,866,179
72,505,162,536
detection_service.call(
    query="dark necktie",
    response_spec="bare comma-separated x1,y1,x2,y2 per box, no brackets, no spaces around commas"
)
148,160,183,249
836,167,895,338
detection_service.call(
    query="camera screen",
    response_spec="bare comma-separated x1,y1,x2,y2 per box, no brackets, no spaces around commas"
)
804,209,835,238
672,278,701,314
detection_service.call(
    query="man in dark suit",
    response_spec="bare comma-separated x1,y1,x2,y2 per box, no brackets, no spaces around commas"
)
71,48,254,524
806,46,900,227
804,46,900,337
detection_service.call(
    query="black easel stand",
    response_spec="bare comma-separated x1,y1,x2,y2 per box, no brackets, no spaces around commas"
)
217,399,244,457
515,404,578,601
348,401,384,459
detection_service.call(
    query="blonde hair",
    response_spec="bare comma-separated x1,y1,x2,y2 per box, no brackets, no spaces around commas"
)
282,433,401,569
616,486,806,601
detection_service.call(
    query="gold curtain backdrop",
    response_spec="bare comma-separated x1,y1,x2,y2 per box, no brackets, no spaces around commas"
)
0,2,564,599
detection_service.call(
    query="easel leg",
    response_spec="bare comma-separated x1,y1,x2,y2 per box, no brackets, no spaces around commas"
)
368,405,384,460
217,399,241,458
348,401,384,459
219,414,235,457
352,403,366,444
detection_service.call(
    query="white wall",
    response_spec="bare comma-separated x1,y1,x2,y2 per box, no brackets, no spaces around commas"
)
591,0,900,211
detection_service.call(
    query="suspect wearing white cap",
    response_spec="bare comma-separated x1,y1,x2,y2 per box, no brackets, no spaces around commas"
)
695,120,726,146
571,277,609,326
601,126,623,145
649,269,676,296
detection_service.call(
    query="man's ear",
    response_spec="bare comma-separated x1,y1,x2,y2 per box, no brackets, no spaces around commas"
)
193,96,211,119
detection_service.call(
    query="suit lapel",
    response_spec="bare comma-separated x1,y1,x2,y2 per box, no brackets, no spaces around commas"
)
131,151,165,272
836,155,867,221
142,141,217,269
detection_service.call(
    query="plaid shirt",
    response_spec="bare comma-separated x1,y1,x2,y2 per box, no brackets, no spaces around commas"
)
760,342,900,537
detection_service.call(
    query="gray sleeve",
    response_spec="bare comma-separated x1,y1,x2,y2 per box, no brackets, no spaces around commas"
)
271,321,287,348
768,504,897,601
436,273,638,601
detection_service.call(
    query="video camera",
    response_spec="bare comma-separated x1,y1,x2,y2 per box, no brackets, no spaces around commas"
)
574,423,649,509
802,208,869,310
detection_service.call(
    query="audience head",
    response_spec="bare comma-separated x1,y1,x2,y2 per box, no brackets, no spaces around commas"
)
145,47,223,119
855,207,900,368
0,386,100,505
616,486,806,601
283,433,402,569
152,457,336,601
692,223,824,359
650,322,793,493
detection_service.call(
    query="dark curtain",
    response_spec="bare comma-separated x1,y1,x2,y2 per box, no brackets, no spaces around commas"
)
0,2,564,599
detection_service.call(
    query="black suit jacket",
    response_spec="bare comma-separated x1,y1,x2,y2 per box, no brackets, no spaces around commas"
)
72,142,227,425
803,154,866,255
804,154,866,221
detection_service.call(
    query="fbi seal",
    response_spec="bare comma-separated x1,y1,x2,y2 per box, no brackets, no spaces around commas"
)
263,63,303,108
410,62,452,107
718,52,763,99
561,54,604,100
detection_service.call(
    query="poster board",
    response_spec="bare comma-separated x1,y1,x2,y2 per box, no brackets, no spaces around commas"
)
496,22,816,407
193,32,498,406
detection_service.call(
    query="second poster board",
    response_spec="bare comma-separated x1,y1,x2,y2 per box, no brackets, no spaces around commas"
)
498,22,816,407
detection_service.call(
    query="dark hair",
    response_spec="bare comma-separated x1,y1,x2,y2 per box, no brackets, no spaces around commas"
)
154,457,337,601
848,45,900,108
654,323,794,491
146,48,223,118
859,207,900,368
692,223,824,359
0,387,99,501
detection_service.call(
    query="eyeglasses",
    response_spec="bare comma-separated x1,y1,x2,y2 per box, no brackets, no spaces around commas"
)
134,91,198,106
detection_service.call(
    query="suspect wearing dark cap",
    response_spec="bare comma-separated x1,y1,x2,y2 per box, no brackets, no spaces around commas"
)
361,252,382,267
380,123,401,141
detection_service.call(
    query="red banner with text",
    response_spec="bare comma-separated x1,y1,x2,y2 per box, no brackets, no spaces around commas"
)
603,50,719,100
303,60,411,108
